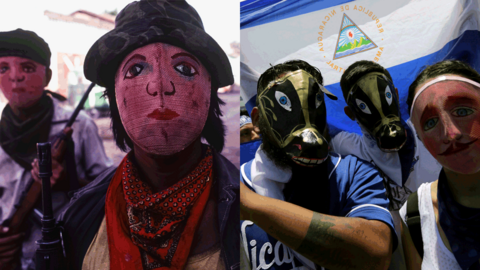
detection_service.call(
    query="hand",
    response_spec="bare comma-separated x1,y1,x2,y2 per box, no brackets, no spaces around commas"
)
30,127,73,187
240,181,258,221
0,226,25,268
31,158,65,187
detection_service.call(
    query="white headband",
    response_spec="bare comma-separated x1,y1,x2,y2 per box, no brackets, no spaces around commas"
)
410,75,480,116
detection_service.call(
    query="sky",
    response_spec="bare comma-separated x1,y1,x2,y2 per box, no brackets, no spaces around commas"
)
0,0,240,53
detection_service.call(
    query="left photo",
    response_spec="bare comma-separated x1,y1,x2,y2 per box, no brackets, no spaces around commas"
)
0,0,240,269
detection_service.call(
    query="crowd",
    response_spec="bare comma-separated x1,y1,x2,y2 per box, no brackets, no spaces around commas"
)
240,59,480,270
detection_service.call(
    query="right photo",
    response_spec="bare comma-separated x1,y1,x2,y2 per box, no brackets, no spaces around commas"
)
239,1,480,270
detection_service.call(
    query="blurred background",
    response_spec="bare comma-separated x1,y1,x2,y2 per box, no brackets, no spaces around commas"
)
0,0,240,167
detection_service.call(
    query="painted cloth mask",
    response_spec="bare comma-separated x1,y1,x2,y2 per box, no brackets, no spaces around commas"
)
347,72,406,152
410,75,480,175
257,70,337,167
115,43,211,156
0,56,48,108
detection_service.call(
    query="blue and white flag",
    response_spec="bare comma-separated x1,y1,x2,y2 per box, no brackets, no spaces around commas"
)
241,0,480,136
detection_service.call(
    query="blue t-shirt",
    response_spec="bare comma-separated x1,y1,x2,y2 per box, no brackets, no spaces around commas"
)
240,153,397,270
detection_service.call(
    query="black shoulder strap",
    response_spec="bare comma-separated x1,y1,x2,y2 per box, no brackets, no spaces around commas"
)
405,190,423,258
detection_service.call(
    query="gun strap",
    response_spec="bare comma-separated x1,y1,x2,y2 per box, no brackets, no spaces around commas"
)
406,190,423,258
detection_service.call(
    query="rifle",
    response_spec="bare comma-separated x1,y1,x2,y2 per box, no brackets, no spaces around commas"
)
0,83,96,269
35,142,65,270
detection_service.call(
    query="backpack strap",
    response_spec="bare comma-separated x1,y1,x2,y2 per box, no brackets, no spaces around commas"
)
405,190,423,258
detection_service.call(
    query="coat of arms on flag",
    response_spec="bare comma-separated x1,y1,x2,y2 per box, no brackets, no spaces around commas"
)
333,13,377,59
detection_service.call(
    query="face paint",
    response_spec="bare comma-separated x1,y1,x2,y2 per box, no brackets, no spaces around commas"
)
115,43,211,156
411,75,480,174
0,56,47,108
346,72,406,152
257,70,333,167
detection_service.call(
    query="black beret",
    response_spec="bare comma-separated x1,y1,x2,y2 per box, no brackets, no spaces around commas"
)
0,28,51,68
84,0,233,88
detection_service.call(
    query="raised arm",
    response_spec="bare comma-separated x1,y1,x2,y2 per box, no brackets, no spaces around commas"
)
240,182,392,270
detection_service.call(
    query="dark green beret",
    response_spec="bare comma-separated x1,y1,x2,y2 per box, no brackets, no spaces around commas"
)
0,28,51,68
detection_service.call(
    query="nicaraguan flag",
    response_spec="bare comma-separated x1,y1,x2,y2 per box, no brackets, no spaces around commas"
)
241,0,480,136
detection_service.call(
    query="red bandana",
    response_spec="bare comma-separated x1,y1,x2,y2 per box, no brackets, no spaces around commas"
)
105,147,213,270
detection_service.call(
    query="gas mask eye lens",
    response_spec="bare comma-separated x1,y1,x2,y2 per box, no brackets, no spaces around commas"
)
385,85,393,105
315,93,323,108
355,98,371,114
275,91,292,111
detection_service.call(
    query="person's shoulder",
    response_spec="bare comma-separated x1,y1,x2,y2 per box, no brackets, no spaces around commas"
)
59,166,116,221
332,152,374,169
328,152,382,188
330,131,365,154
212,149,239,190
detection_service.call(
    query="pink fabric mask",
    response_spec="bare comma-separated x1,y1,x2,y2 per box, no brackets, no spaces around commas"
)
115,43,211,156
0,56,48,108
411,75,480,174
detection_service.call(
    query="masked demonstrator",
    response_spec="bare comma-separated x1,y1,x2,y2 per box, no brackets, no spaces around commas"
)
400,60,480,270
332,61,441,210
57,1,239,270
0,29,113,270
330,61,443,270
240,60,396,270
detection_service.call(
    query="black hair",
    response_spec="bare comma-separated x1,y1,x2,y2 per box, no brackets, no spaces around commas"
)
240,106,249,117
103,80,226,153
340,60,393,102
407,59,480,115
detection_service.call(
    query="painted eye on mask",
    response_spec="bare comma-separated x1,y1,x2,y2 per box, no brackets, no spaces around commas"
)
385,86,393,105
275,91,292,111
125,64,144,79
0,65,8,74
452,107,474,117
355,99,371,114
174,63,198,77
424,118,438,131
315,93,323,108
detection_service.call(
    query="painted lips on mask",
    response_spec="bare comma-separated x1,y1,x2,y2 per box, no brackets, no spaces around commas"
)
439,139,478,156
147,108,180,121
287,128,329,167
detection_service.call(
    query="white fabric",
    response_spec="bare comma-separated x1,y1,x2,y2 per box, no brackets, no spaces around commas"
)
250,146,292,200
399,183,462,270
0,95,113,270
241,0,470,86
410,75,480,116
240,62,260,112
330,118,442,192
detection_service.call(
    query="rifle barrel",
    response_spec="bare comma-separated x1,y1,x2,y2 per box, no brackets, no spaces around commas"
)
37,143,53,220
65,82,96,128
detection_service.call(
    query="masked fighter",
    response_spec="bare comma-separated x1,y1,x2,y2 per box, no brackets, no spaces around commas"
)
400,60,480,270
0,29,113,269
57,1,239,269
240,60,396,270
